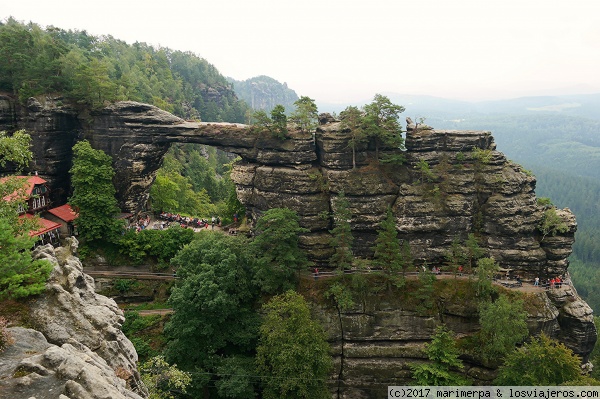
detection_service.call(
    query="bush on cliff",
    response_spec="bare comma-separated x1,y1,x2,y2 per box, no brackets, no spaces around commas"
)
411,325,470,386
495,334,581,385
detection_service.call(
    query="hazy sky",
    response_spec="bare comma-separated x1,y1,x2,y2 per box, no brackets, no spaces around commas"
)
3,0,600,103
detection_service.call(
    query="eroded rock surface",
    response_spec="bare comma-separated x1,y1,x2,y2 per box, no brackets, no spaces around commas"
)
0,327,143,399
309,280,595,399
0,238,146,398
0,97,576,279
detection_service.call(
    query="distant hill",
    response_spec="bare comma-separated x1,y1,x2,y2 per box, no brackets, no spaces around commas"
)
318,92,600,122
318,92,600,180
228,75,299,113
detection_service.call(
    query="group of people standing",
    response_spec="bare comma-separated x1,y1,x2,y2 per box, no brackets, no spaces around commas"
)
533,275,565,289
131,214,152,232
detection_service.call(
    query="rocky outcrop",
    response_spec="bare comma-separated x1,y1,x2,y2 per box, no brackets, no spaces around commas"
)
307,279,595,399
0,327,143,399
0,238,147,398
0,94,80,203
0,96,594,397
0,96,577,279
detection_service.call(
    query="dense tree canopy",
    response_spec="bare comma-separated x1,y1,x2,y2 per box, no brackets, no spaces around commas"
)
251,208,309,294
0,18,249,122
69,140,123,244
495,334,582,385
256,290,332,399
149,144,241,222
476,295,528,364
165,233,260,397
0,130,33,170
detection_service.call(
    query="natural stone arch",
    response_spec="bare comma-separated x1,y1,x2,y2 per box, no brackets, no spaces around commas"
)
0,98,577,279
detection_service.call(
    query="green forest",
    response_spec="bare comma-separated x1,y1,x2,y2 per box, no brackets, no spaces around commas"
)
0,17,249,122
2,17,600,398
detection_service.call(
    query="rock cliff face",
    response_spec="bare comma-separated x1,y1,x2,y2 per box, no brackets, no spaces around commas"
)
0,238,146,399
306,277,595,399
0,96,576,281
0,96,595,396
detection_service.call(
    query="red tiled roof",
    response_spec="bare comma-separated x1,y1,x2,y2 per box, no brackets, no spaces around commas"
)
20,214,61,237
1,175,48,201
47,204,78,222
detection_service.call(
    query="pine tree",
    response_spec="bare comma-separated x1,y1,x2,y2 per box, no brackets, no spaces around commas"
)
329,191,354,271
411,325,470,386
373,207,403,273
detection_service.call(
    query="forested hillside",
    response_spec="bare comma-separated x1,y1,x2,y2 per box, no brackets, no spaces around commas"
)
0,17,249,122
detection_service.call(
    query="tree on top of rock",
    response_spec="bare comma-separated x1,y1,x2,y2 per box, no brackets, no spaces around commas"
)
340,105,367,169
362,94,405,163
289,96,318,134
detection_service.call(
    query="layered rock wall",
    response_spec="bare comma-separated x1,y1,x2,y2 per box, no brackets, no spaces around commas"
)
308,279,595,399
0,96,576,279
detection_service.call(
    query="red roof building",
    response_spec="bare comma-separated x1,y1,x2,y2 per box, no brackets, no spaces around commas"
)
19,213,61,246
47,204,78,223
45,204,78,236
2,175,59,245
1,175,51,214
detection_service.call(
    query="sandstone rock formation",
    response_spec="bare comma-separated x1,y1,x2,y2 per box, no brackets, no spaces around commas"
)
0,95,594,397
0,327,143,399
0,238,146,398
0,96,576,281
309,279,595,399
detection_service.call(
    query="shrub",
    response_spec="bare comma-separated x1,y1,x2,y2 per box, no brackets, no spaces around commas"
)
118,226,195,264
